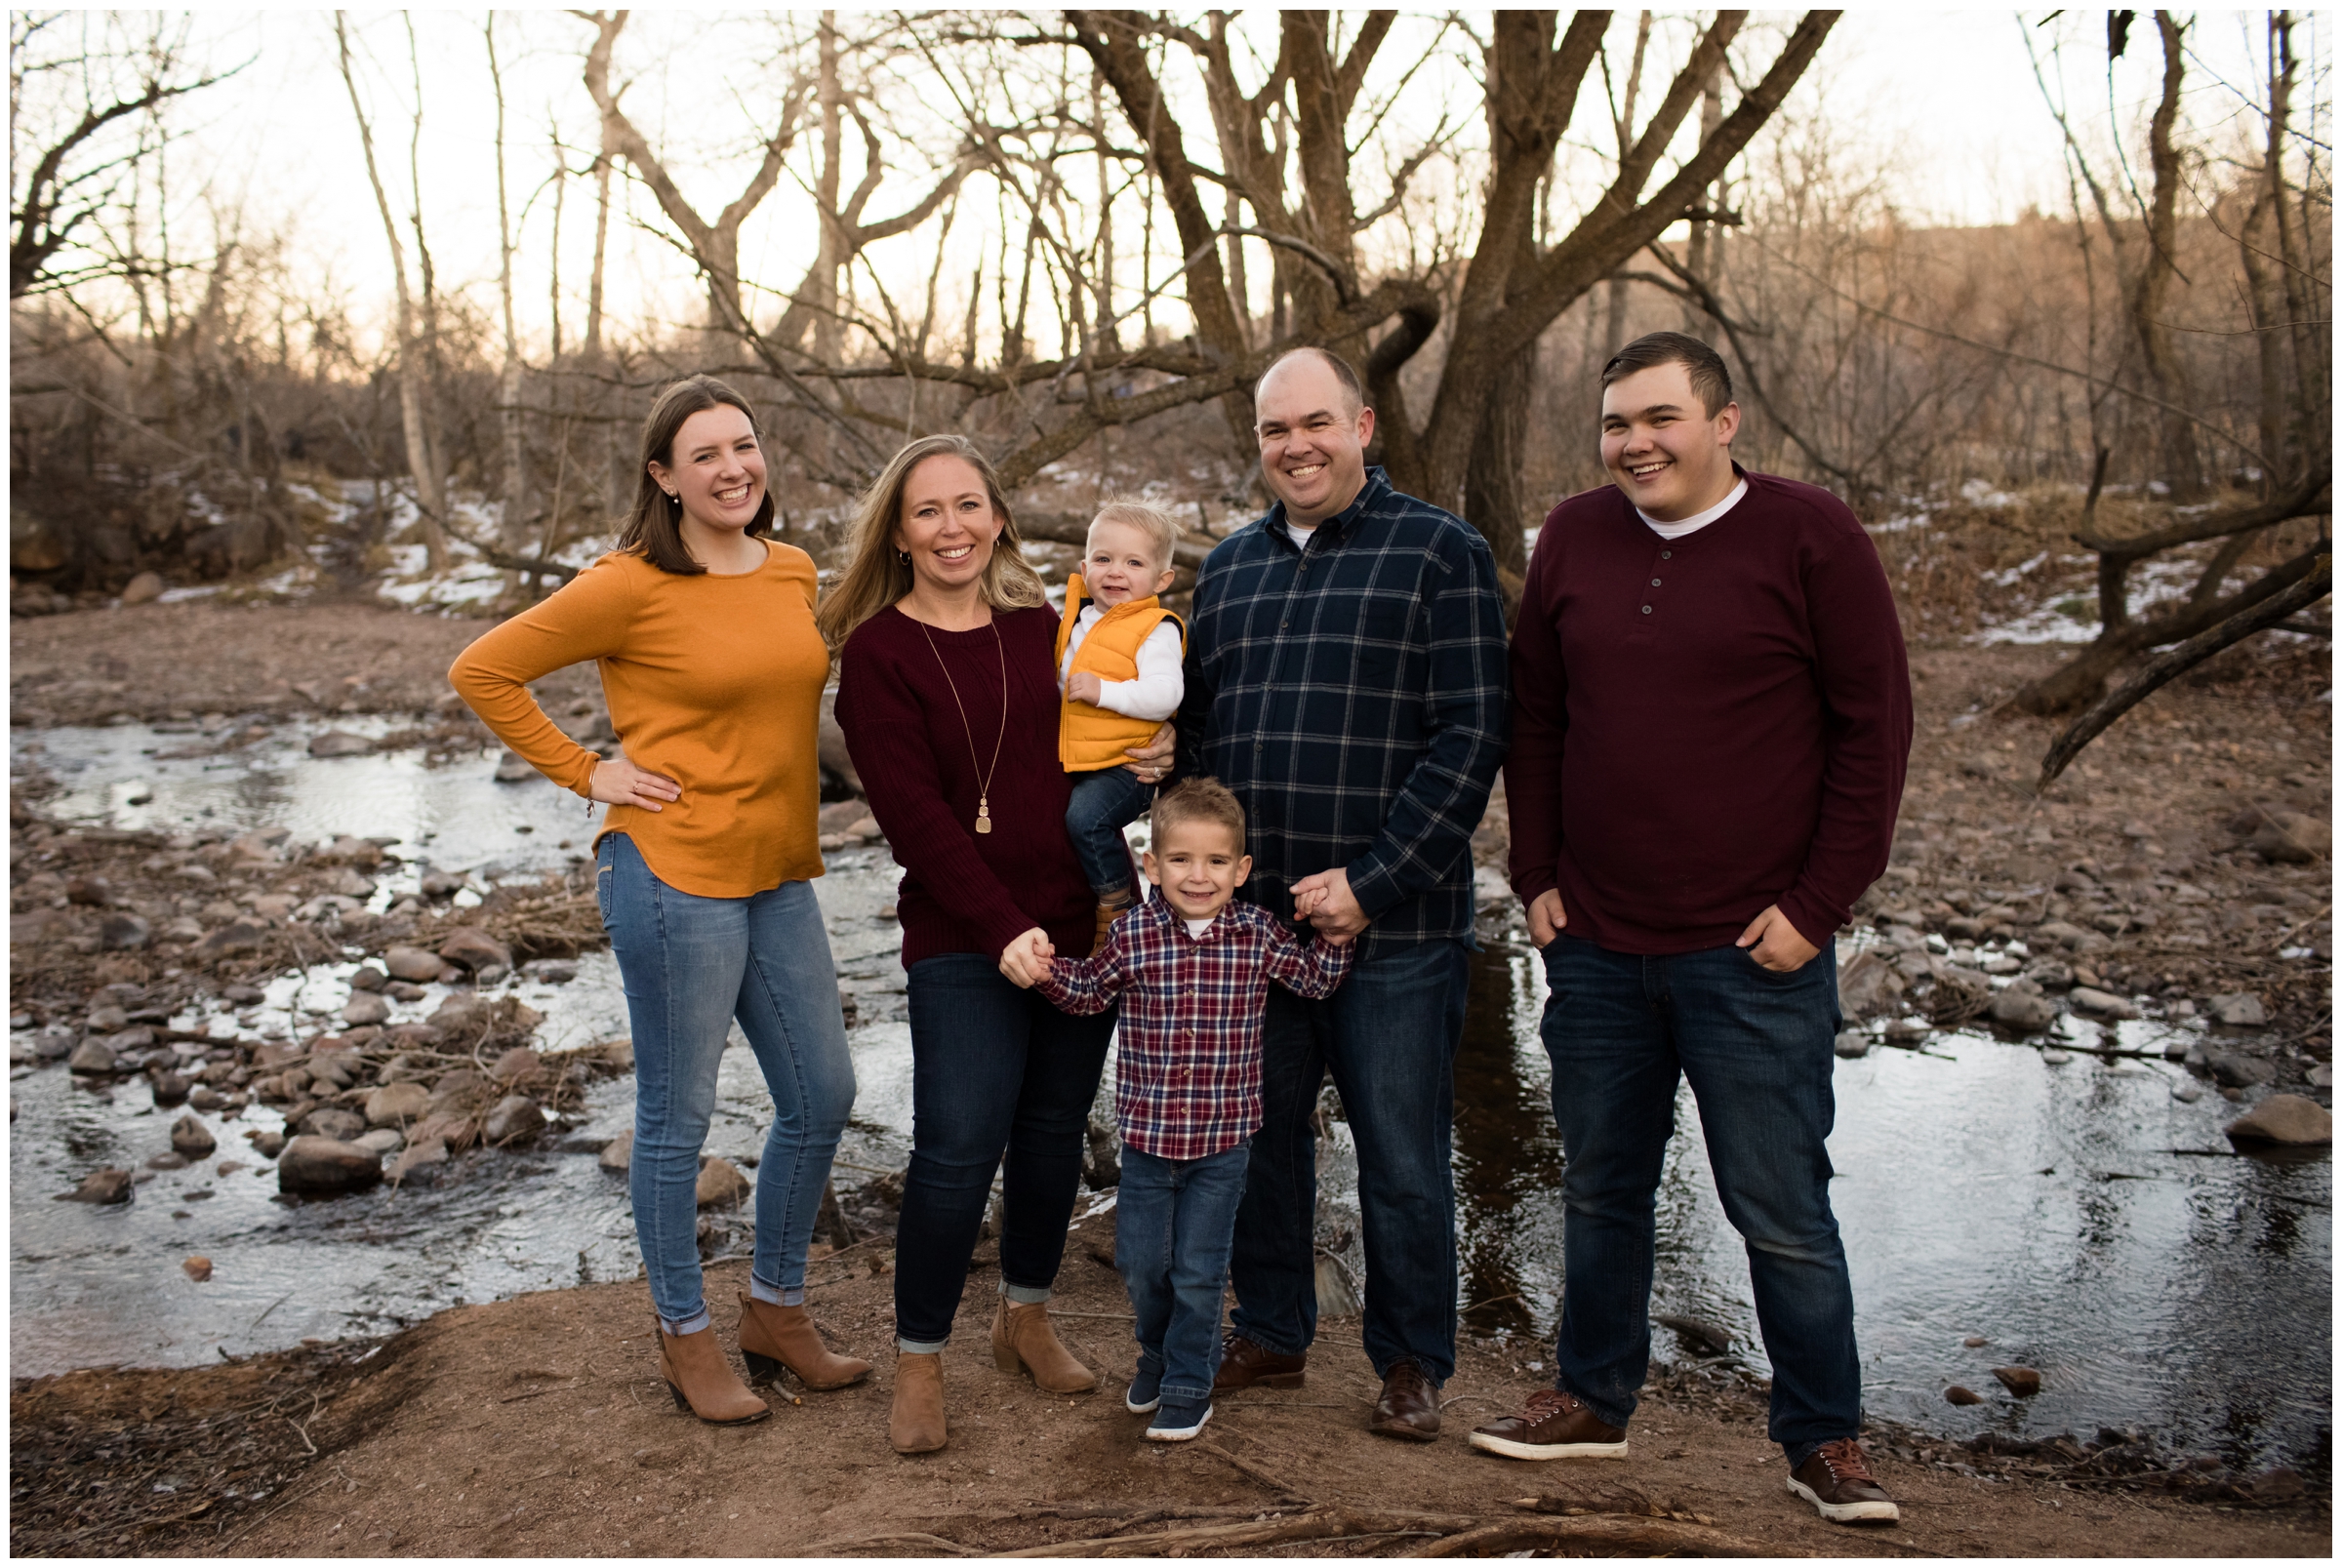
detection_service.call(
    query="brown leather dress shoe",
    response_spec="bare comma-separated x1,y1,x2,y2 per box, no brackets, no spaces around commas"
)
1467,1387,1628,1460
1211,1333,1306,1392
1370,1359,1440,1441
1788,1438,1900,1524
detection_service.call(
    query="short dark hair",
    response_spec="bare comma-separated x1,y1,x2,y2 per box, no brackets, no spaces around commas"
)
1599,332,1733,418
619,374,777,575
1255,345,1365,419
1151,777,1246,856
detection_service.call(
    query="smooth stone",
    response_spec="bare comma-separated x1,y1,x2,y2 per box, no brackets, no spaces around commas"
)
170,1113,217,1158
598,1129,634,1172
146,1150,189,1170
354,1128,404,1154
2207,992,2269,1027
99,912,151,950
298,1106,366,1142
277,1136,384,1196
2040,1049,2074,1065
481,1094,545,1146
197,920,269,958
1945,1386,1985,1406
2068,986,2138,1020
246,1129,287,1159
2224,1094,2332,1146
386,1138,448,1181
1991,1366,2042,1397
58,1167,134,1204
1989,988,2058,1033
493,749,535,783
365,1081,430,1127
2207,1052,2279,1089
2170,1080,2203,1104
341,991,390,1027
383,945,444,983
490,1047,541,1082
66,1038,118,1074
696,1155,750,1208
1832,1029,1872,1059
182,1255,213,1282
307,731,374,758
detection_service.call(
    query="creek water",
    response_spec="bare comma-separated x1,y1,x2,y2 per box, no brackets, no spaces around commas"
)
9,722,2329,1472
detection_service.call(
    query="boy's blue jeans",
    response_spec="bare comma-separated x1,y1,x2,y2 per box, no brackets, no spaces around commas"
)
1115,1139,1253,1406
1065,767,1151,899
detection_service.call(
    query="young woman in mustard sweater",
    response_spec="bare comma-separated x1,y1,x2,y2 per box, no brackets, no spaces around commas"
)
450,376,864,1425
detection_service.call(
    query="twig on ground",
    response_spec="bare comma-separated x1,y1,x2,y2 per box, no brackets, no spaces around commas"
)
1194,1436,1310,1501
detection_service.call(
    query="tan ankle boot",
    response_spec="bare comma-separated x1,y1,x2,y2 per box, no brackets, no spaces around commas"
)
889,1350,948,1454
991,1298,1099,1393
738,1293,870,1390
1090,889,1137,955
656,1321,770,1425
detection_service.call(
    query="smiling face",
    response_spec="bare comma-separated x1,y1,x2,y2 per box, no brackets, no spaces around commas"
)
1142,818,1251,924
1599,361,1741,523
1083,518,1174,607
892,454,999,597
1254,352,1376,528
646,404,767,539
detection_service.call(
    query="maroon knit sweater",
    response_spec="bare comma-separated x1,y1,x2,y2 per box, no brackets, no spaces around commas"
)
1505,469,1913,954
836,603,1095,969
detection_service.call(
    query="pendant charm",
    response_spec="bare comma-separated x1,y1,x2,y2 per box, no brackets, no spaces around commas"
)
976,802,993,834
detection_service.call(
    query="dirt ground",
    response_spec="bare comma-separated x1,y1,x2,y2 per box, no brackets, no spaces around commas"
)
9,598,2332,1557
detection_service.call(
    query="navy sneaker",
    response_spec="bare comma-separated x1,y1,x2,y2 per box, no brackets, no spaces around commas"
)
1125,1361,1163,1415
1145,1395,1212,1442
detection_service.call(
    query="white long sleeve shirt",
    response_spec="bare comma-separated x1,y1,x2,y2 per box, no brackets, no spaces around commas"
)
1058,607,1185,722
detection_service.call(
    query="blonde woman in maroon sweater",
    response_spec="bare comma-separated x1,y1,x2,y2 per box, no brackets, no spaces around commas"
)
820,435,1173,1455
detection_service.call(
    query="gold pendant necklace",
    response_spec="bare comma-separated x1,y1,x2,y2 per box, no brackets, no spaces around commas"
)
918,617,1008,834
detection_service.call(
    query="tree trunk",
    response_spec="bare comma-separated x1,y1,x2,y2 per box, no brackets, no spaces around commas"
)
487,16,528,550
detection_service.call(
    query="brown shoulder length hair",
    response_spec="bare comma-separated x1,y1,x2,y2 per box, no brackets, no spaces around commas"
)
814,433,1047,648
617,374,778,575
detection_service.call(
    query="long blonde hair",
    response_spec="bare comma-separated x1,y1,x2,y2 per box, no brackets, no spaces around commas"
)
816,434,1048,648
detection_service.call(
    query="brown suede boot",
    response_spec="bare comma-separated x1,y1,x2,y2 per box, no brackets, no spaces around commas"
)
991,1297,1099,1393
1090,887,1137,954
737,1293,870,1390
656,1321,770,1425
889,1350,948,1454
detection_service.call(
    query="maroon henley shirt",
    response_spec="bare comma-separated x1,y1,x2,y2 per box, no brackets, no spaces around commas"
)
1505,468,1912,954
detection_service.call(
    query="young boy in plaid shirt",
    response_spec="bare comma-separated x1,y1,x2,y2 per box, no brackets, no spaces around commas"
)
1026,778,1353,1440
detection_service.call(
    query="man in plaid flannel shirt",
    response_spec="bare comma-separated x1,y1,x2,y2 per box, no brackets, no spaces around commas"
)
1171,346,1509,1442
1034,779,1353,1440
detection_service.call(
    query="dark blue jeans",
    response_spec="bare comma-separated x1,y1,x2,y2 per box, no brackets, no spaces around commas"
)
1065,767,1151,898
1229,936,1470,1383
1117,1140,1252,1404
893,953,1116,1347
1540,933,1857,1467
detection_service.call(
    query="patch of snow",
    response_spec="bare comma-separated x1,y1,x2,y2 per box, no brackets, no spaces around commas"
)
1958,478,2018,509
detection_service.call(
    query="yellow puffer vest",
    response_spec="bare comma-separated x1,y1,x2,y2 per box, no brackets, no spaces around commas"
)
1055,574,1185,772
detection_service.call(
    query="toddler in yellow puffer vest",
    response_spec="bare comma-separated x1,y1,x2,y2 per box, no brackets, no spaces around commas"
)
1055,500,1186,952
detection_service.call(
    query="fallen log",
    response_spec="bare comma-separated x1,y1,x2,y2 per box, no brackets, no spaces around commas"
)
1410,1513,1766,1557
989,1506,1479,1558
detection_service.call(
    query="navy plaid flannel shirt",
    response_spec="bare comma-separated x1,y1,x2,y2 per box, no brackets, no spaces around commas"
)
1173,467,1510,961
1037,898,1353,1160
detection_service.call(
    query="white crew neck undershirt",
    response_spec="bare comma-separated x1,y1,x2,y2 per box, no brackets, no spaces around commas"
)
1184,915,1215,939
1638,477,1748,541
1284,518,1319,547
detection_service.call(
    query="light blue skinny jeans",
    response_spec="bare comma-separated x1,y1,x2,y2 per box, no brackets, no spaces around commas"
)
595,832,857,1335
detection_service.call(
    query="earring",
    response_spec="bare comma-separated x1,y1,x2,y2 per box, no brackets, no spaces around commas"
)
898,549,910,564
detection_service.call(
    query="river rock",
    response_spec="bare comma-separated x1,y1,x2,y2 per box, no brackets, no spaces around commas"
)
149,1070,190,1107
305,1051,356,1089
2026,959,2076,989
386,1138,447,1181
2031,920,2090,951
298,1106,366,1142
170,1113,217,1158
418,869,465,900
490,1047,541,1082
381,945,441,983
1988,985,2058,1033
1833,1029,1872,1059
2206,992,2268,1027
278,1136,384,1196
482,1094,545,1146
697,1156,750,1208
1990,1366,2042,1396
2171,1080,2203,1103
65,874,113,906
146,1150,188,1170
493,749,535,783
354,1128,404,1154
66,1037,118,1074
307,731,374,758
599,1129,634,1171
340,990,389,1027
182,1255,213,1281
1945,1386,1984,1406
366,1081,429,1127
197,919,268,958
99,912,151,950
437,926,512,975
2247,811,2329,864
247,1128,287,1158
119,570,166,605
58,1167,134,1203
429,993,487,1034
2206,1051,2278,1089
1836,950,1906,1019
2224,1094,2332,1146
187,1085,225,1110
2068,986,2138,1020
427,1066,485,1102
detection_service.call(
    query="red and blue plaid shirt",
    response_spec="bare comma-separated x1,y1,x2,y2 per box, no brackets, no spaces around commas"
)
1036,897,1353,1160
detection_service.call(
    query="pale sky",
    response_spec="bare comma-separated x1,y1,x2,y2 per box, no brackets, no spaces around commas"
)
25,8,2320,361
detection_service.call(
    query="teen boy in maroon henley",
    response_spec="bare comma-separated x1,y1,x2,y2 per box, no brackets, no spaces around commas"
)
1475,334,1912,1529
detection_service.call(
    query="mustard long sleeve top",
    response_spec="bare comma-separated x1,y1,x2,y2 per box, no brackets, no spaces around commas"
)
447,543,829,899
